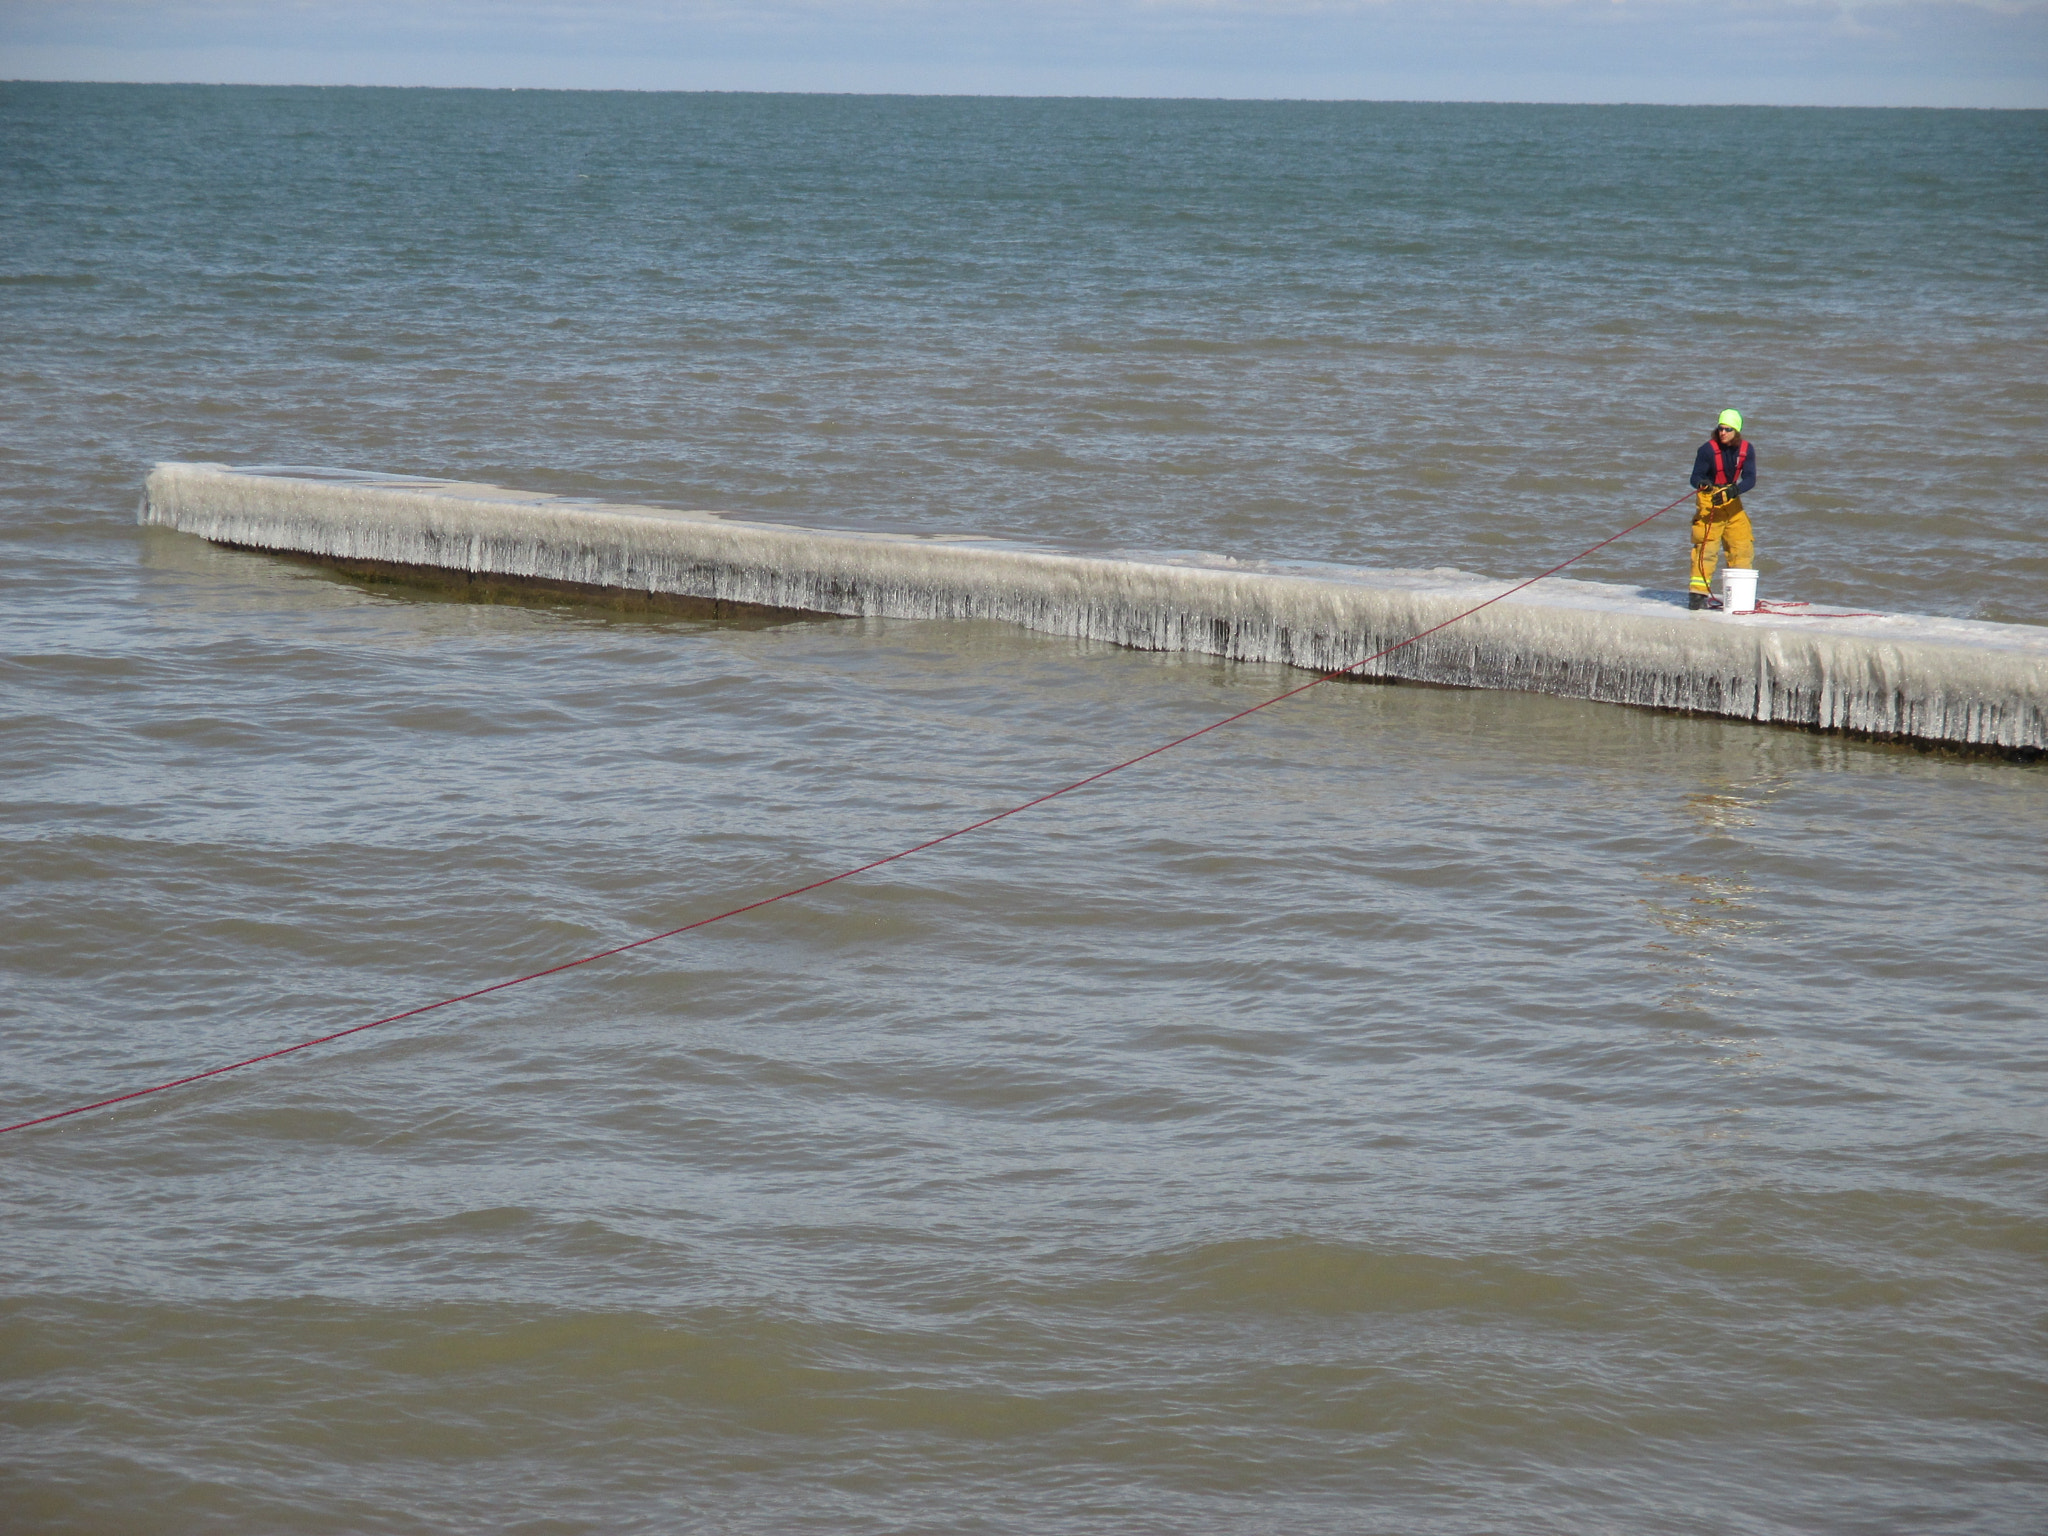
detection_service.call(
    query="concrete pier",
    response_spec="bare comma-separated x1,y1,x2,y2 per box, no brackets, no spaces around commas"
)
141,462,2048,753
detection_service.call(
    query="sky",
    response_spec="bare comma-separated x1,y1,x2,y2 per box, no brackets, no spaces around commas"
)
3,0,2045,107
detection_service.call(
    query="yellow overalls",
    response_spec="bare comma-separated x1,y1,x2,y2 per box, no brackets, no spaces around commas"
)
1690,489,1753,596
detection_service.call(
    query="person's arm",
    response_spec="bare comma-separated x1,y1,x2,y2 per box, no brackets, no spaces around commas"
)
1689,443,1715,489
1734,445,1757,496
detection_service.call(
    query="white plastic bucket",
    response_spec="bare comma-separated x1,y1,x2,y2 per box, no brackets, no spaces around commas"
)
1721,567,1759,614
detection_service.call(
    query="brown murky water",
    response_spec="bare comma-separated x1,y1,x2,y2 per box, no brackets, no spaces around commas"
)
3,85,2045,1534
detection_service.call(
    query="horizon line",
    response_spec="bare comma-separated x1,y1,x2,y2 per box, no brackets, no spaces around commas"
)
5,79,2039,111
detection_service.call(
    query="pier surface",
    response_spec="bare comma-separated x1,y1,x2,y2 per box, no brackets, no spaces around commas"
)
142,463,2047,753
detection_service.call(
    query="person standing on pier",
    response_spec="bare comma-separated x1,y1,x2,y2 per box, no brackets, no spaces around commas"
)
1687,409,1756,610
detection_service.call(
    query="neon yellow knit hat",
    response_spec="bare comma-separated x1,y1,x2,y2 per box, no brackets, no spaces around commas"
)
1718,409,1743,432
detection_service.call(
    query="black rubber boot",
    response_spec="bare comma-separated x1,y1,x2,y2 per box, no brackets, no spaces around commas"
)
1688,592,1708,610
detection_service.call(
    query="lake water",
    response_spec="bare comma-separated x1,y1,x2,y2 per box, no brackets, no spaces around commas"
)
3,84,2045,1534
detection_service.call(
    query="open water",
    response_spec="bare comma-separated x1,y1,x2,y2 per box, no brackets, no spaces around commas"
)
2,84,2045,1534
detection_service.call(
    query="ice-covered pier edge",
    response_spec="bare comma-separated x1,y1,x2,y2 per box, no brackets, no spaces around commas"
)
142,463,2047,753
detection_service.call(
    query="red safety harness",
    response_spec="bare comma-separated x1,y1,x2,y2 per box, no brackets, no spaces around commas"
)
1707,436,1751,486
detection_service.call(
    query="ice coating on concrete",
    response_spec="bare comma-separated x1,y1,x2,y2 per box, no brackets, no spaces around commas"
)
140,462,2048,751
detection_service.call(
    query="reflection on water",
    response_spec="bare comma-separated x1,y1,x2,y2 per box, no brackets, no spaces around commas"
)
1640,869,1766,1013
1638,762,1796,1013
1680,762,1796,835
1641,869,1763,943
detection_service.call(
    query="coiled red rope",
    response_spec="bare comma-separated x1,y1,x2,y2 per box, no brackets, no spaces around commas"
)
2,490,1697,1137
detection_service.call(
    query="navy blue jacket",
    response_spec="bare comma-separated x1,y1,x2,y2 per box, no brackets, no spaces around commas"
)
1690,437,1757,496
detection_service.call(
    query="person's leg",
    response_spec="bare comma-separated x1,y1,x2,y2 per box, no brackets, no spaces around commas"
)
1724,504,1754,569
1690,505,1722,597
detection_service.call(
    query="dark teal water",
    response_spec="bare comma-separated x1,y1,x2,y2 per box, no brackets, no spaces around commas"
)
3,85,2045,1534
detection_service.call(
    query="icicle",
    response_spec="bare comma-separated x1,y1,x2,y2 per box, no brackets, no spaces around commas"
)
140,463,2048,752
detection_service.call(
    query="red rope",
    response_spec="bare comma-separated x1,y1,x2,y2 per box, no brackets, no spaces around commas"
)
1745,599,1882,619
0,490,1696,1138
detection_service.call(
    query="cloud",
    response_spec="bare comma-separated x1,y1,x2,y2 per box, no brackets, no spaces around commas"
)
4,0,2045,104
